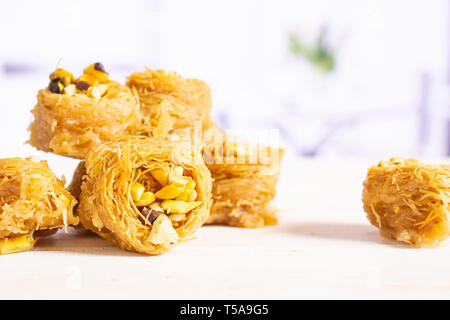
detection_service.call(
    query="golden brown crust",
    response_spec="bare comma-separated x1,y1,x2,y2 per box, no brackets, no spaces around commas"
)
209,175,280,228
28,83,142,159
77,135,212,255
202,124,284,228
126,68,211,134
67,162,85,202
362,158,450,247
0,157,78,239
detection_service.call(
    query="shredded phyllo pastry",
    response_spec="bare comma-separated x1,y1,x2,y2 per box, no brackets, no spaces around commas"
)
126,68,212,135
363,157,450,247
29,63,285,237
28,63,142,159
0,157,78,254
67,161,85,203
202,122,285,228
76,135,212,255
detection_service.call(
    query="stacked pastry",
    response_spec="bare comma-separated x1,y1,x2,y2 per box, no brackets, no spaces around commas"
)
202,122,284,228
18,62,284,255
7,61,448,254
127,68,212,135
29,63,141,159
127,70,284,228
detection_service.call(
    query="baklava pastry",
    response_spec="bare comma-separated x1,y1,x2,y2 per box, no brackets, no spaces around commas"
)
77,136,212,255
126,68,212,134
0,157,78,254
363,158,450,247
67,161,85,206
29,63,141,159
203,124,284,228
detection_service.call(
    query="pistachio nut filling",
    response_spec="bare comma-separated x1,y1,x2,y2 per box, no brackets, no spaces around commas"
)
0,233,37,255
48,62,112,99
130,165,202,248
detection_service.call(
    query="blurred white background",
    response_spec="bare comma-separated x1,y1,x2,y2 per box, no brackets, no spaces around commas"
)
0,0,449,165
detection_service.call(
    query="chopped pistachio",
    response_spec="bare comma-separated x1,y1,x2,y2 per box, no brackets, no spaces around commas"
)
97,84,108,97
131,182,145,202
49,68,74,86
64,84,76,96
83,63,109,83
0,233,37,255
169,213,186,222
161,200,202,214
173,166,184,177
149,202,165,213
169,175,190,187
150,168,169,186
155,183,185,200
147,214,179,248
135,191,156,207
175,178,196,201
89,86,102,100
187,189,197,202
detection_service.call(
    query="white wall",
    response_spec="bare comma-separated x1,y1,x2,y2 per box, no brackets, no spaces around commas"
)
0,0,448,160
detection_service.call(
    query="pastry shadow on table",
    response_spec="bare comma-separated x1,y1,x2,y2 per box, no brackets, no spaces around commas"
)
34,228,147,257
282,220,414,248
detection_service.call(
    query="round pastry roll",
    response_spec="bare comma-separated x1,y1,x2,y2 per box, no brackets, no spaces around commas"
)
363,158,450,247
126,68,212,135
0,157,78,254
29,63,142,159
202,122,285,228
77,136,212,255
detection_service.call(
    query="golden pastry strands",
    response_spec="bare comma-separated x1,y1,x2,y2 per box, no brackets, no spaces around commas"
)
18,62,450,253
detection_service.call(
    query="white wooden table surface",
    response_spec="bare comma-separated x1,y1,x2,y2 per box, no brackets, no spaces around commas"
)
1,158,450,300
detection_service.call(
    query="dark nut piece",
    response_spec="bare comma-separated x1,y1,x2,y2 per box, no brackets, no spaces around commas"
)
141,207,159,224
76,80,90,91
49,79,64,94
94,62,107,73
149,212,159,224
49,68,74,86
